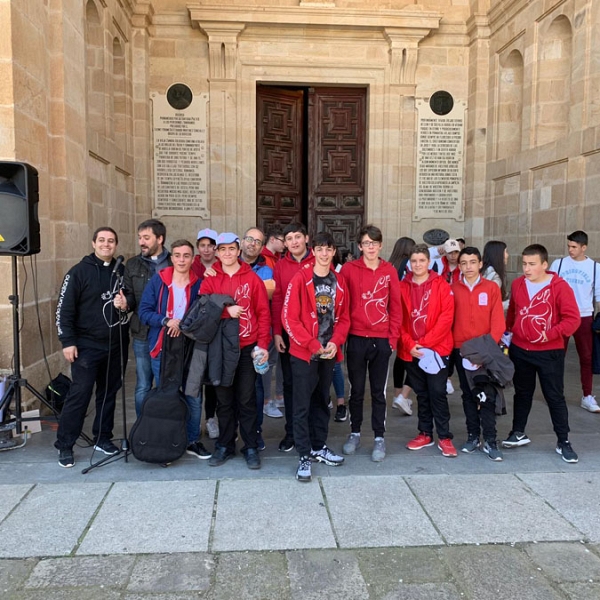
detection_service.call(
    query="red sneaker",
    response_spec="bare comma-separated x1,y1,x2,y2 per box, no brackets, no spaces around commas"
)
438,438,458,457
406,433,434,450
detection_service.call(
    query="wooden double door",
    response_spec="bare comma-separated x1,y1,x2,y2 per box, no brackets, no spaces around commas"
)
256,85,366,256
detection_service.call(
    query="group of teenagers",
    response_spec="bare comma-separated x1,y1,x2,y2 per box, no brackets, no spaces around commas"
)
54,219,599,481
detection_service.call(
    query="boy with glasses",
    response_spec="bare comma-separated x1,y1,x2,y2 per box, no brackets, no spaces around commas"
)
340,224,402,461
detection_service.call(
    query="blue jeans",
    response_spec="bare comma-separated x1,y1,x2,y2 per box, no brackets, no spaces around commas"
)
332,361,344,399
133,338,154,417
151,356,202,444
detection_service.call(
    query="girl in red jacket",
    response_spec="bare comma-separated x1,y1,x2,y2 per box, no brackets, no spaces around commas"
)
398,244,457,457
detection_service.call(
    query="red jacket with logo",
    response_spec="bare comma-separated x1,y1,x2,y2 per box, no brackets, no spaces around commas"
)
451,276,505,348
199,261,271,350
507,273,580,351
271,250,315,336
398,271,454,361
340,258,402,348
282,263,350,363
261,246,280,271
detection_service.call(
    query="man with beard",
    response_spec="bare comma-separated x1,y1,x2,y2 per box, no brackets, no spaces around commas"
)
118,219,171,415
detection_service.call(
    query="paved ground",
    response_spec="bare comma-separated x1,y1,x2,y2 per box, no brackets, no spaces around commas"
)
1,346,599,598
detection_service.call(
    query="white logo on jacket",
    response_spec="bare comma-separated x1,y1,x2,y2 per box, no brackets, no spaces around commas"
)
235,282,253,339
362,275,391,325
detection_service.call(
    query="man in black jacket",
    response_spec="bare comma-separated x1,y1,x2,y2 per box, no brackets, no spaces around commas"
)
54,227,129,468
116,219,171,415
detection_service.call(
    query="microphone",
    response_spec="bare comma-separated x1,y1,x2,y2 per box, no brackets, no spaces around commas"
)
112,255,125,274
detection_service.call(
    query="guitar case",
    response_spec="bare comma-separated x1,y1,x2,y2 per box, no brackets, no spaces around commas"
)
129,334,189,463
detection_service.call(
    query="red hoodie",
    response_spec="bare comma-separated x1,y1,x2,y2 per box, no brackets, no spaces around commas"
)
507,273,580,351
340,258,402,348
199,261,271,350
271,249,315,336
451,276,505,348
282,263,350,362
441,256,460,285
398,271,454,361
261,246,280,271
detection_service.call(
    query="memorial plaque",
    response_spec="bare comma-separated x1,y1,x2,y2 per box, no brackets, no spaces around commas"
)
151,86,209,217
414,97,466,221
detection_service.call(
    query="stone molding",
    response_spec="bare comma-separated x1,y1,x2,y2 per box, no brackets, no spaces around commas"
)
188,3,441,84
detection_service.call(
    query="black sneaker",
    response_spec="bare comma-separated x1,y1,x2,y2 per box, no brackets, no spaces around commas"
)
58,448,75,468
482,440,503,461
296,455,312,482
243,448,261,470
278,436,295,452
334,405,348,422
208,446,234,467
94,439,120,456
556,440,578,463
186,441,212,460
501,431,531,448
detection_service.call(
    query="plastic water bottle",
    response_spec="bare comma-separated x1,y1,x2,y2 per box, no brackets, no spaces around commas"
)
253,346,269,375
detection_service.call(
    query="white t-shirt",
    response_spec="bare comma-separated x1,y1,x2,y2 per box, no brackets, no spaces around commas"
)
171,284,188,319
550,255,600,317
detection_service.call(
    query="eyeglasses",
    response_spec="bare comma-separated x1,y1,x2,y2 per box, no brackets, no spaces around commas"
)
360,240,380,248
275,237,285,244
242,236,263,246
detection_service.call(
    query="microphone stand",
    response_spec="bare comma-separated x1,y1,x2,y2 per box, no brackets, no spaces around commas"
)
82,267,131,473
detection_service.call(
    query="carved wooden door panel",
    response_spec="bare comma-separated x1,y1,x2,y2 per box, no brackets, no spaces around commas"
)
256,87,304,231
308,87,366,257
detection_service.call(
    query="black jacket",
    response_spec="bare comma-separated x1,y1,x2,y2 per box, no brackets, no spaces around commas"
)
55,253,127,350
182,294,239,395
123,249,171,340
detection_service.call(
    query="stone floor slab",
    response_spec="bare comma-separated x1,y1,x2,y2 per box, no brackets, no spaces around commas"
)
211,479,336,551
287,549,369,600
77,481,215,555
0,483,110,558
379,583,463,600
0,485,32,523
520,472,600,542
560,582,600,600
441,545,564,600
25,555,135,588
0,558,37,592
7,588,121,600
355,548,451,598
323,476,442,548
407,473,582,544
127,553,213,593
211,551,290,600
523,541,600,582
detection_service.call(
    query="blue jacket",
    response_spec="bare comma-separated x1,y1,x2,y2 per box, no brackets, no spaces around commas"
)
139,267,201,357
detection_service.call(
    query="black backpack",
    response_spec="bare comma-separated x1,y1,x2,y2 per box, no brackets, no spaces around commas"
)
129,334,189,464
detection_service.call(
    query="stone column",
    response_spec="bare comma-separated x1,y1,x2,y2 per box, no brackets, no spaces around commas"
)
196,23,245,233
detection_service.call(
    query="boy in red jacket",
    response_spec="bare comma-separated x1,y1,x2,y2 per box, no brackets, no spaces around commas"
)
398,244,457,457
272,222,315,452
452,246,506,460
282,231,350,482
502,244,581,463
200,232,271,470
340,224,402,462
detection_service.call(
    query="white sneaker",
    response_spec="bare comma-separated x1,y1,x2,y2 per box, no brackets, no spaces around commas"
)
446,379,455,395
392,395,413,416
581,395,600,413
274,397,285,409
263,400,284,418
206,417,219,439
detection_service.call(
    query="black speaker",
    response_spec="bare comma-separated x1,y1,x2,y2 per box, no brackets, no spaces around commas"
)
0,162,40,256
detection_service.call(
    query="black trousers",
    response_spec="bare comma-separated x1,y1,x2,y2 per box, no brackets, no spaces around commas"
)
346,335,391,438
509,344,570,442
279,331,294,439
215,345,258,452
55,344,124,450
454,349,497,441
405,357,453,440
291,355,335,456
393,357,412,389
204,384,217,419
